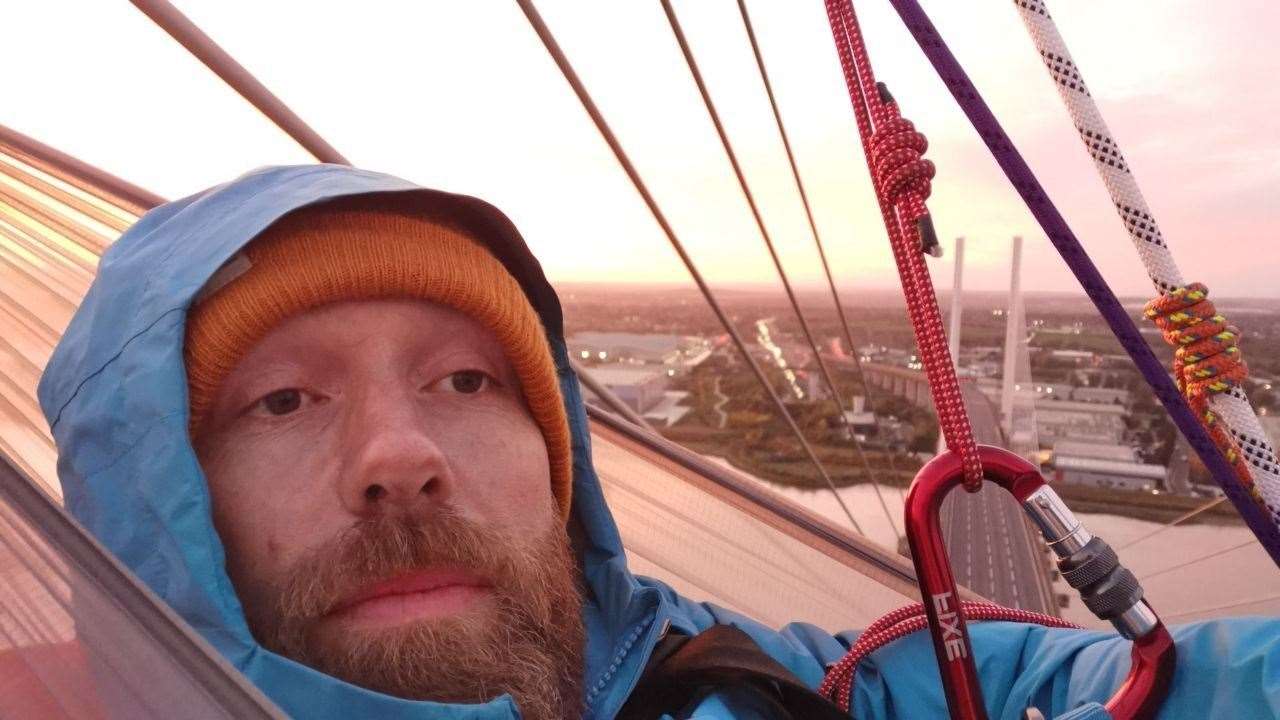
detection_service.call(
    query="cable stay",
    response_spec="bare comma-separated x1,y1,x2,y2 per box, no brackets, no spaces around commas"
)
1138,538,1255,583
514,0,865,534
1116,496,1229,552
659,0,899,543
735,0,910,508
1163,591,1280,621
127,0,658,437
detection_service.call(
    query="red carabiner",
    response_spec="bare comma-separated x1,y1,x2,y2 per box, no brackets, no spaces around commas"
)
905,445,1176,720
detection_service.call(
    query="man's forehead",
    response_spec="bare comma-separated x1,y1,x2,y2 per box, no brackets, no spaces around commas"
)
248,298,506,361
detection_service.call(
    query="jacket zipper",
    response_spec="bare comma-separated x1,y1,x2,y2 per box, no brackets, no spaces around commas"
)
584,612,668,717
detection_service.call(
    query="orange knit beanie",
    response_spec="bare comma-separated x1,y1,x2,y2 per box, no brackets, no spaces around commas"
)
184,200,573,521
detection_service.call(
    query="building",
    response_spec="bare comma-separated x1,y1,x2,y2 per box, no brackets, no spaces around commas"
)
583,365,694,428
801,370,830,402
1052,455,1166,492
1070,386,1131,407
1049,349,1095,364
585,366,669,413
1052,441,1139,464
1033,399,1127,446
567,332,710,370
841,395,876,429
974,378,1070,402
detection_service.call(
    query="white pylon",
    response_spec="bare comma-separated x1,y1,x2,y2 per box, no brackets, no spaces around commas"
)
1001,236,1024,436
940,237,965,455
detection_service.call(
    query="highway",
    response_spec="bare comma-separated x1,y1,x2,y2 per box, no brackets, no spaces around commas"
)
940,383,1055,613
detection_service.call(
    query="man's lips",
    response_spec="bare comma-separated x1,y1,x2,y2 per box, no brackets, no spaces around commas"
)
328,567,492,625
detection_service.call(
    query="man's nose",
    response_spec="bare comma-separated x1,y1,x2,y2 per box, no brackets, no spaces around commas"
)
339,390,453,517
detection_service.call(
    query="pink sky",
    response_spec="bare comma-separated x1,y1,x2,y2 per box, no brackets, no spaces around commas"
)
5,1,1278,297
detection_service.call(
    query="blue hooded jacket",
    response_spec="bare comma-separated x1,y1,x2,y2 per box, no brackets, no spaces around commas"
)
37,165,1280,719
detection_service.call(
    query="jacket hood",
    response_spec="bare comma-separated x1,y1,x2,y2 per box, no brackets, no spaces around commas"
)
37,164,666,719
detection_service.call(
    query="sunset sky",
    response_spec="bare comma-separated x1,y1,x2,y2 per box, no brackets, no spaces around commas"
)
6,1,1277,297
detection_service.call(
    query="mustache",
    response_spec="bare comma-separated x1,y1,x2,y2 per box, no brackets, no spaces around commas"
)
273,509,516,623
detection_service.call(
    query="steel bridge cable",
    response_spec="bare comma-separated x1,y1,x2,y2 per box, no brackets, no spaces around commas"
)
1137,538,1254,582
1116,496,1228,552
1162,591,1280,621
128,0,650,436
659,0,899,542
129,0,349,165
514,0,863,534
735,0,910,505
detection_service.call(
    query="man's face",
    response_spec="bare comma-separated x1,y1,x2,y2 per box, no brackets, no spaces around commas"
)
195,298,584,719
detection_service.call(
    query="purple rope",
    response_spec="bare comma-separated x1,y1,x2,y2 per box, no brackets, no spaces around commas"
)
883,0,1280,567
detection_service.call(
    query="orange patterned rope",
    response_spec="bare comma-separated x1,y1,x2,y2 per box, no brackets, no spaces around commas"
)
1144,283,1255,493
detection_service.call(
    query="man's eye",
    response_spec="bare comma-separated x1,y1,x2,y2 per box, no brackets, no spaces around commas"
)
259,389,303,416
436,370,490,395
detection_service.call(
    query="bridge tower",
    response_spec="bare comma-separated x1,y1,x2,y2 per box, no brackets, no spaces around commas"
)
940,237,965,454
947,236,965,365
1000,236,1024,435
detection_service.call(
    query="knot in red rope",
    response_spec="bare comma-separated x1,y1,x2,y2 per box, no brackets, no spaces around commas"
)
1144,282,1254,489
870,115,935,213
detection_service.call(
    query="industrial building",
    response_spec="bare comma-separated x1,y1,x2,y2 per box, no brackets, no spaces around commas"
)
1051,441,1139,463
567,332,711,370
582,365,692,428
1051,455,1166,492
1033,399,1127,446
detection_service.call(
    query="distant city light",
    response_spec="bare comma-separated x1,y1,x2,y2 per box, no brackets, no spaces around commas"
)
580,350,590,359
598,351,607,360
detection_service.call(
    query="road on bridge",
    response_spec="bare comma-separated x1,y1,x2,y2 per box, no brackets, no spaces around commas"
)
940,383,1056,613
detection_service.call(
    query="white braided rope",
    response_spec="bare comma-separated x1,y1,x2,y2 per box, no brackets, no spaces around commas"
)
1013,0,1280,527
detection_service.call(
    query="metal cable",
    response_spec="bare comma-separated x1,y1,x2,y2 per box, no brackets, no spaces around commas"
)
514,0,863,533
1116,496,1228,552
660,0,898,542
129,0,650,436
129,0,349,165
735,0,912,505
1162,591,1280,621
1138,538,1254,582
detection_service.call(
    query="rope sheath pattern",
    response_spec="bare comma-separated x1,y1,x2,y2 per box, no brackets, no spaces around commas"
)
1013,0,1280,529
818,601,1081,712
825,0,983,490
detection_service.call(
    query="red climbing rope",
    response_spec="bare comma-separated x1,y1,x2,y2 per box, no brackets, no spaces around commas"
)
823,0,983,490
819,601,1081,713
1144,283,1255,492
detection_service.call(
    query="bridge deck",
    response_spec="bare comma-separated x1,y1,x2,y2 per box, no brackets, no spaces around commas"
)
941,383,1055,613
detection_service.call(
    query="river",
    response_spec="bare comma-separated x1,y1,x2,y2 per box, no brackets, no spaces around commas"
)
743,478,1280,628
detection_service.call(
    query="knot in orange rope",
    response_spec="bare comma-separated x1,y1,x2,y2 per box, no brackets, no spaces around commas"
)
1144,282,1254,489
870,114,935,213
1143,283,1247,402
